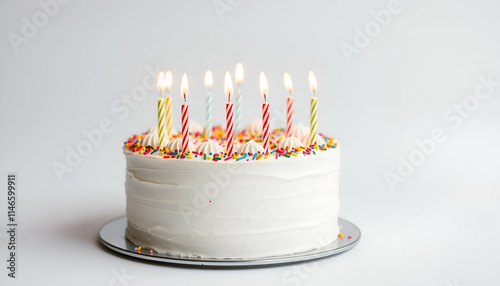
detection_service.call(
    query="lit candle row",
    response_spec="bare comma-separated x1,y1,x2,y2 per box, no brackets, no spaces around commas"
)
156,71,173,148
155,70,319,155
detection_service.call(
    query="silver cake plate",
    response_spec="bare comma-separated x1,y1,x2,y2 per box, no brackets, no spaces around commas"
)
99,216,361,268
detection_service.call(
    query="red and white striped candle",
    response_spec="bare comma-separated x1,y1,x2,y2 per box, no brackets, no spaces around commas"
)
224,71,235,156
260,72,270,153
283,72,294,138
180,73,190,153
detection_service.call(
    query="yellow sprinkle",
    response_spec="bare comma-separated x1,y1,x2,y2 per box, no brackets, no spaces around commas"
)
207,156,212,160
338,232,344,239
264,153,269,159
290,152,297,157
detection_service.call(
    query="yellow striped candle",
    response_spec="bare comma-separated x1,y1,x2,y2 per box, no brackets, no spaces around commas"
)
157,98,166,147
165,96,173,140
308,71,318,145
310,96,318,145
164,71,173,140
157,72,166,147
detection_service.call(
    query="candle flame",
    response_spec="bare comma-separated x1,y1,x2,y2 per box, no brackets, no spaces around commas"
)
224,71,233,102
204,70,213,89
284,72,293,93
181,73,189,101
157,72,165,94
308,70,317,94
235,62,244,85
164,71,173,92
259,72,268,101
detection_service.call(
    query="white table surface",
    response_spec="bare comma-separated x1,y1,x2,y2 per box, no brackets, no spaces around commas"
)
1,0,499,285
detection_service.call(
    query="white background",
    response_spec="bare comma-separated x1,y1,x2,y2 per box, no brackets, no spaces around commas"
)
1,0,500,285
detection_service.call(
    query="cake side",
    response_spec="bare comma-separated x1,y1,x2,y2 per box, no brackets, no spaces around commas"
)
124,147,340,259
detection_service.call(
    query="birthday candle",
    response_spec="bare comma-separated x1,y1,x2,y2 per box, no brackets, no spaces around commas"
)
204,70,213,137
234,63,244,133
164,71,173,140
260,72,270,153
308,71,318,145
224,71,235,156
156,72,166,148
283,72,294,138
180,73,190,153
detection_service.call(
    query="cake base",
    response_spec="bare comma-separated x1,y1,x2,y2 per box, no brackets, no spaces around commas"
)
99,216,361,268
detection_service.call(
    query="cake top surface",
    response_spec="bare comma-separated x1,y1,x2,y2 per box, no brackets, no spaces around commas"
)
124,120,337,162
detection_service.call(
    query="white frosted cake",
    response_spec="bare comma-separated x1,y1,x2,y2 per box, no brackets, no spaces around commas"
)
124,122,340,259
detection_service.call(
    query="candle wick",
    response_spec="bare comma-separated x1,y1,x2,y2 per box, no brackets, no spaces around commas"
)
228,92,231,102
183,94,187,102
264,94,267,102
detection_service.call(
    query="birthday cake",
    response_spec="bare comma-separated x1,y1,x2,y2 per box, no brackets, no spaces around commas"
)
123,69,340,259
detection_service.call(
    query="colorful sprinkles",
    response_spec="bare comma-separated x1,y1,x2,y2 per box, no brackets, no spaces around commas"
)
124,125,337,161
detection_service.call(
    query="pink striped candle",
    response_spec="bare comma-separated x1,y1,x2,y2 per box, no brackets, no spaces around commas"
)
181,103,189,153
284,72,294,138
224,71,234,156
260,72,270,153
226,102,234,156
286,97,293,138
262,101,270,152
180,73,190,153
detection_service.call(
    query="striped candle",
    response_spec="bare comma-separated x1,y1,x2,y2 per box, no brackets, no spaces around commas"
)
204,70,214,137
284,72,294,138
181,103,189,152
234,63,244,133
259,72,270,153
157,98,166,147
235,87,242,133
310,96,318,145
226,102,234,156
286,96,294,138
262,102,270,152
224,71,234,156
180,73,190,153
205,91,212,136
308,71,318,145
165,96,173,140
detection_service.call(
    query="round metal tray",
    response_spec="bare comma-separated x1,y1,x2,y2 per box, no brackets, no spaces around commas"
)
99,216,360,268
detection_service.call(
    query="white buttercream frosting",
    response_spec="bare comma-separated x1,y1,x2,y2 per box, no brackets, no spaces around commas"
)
142,125,168,148
277,136,303,150
142,129,160,147
245,118,262,134
302,133,327,146
124,146,340,259
292,123,309,140
165,137,194,152
238,139,265,154
195,139,223,154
